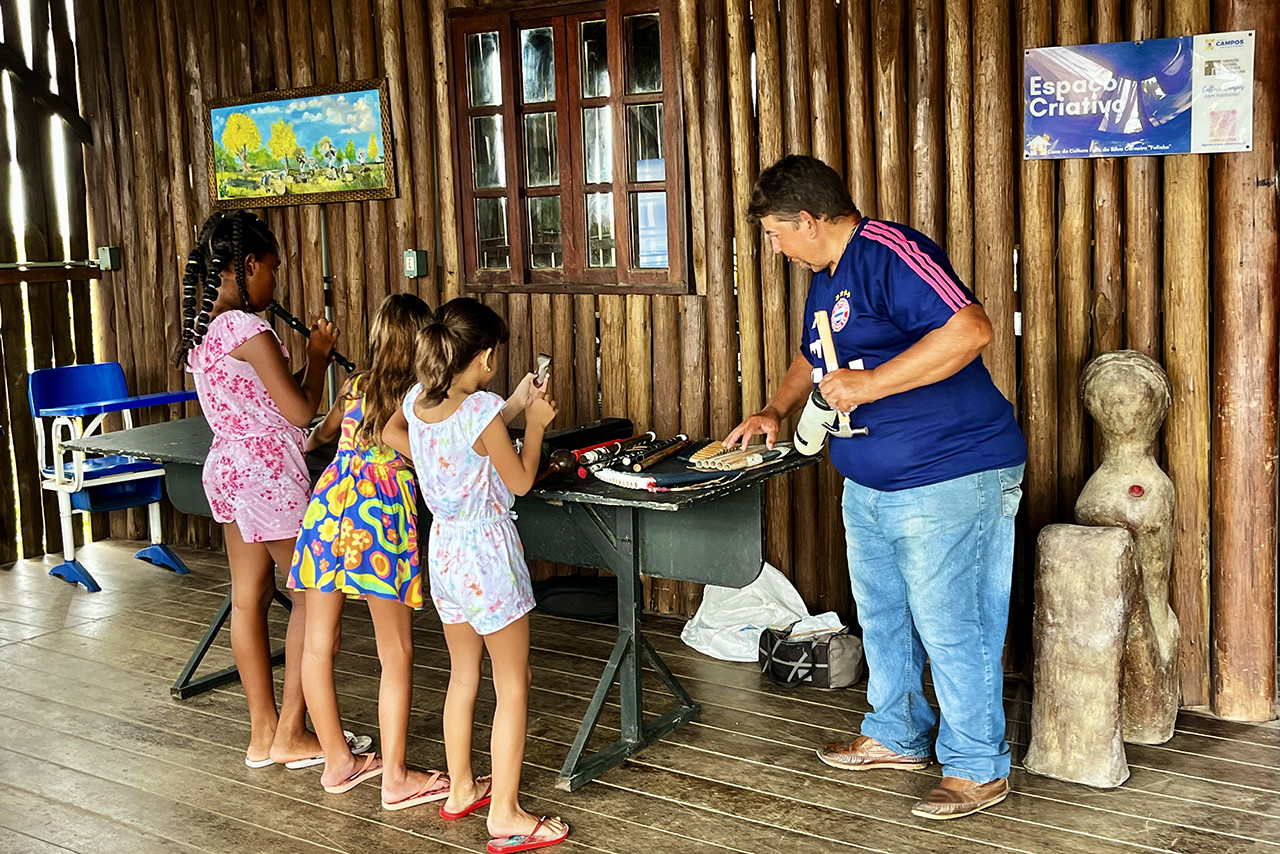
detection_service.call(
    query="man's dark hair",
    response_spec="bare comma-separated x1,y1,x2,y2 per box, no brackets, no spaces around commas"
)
747,155,859,224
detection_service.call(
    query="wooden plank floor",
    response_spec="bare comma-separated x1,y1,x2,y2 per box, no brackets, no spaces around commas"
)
2,540,1278,854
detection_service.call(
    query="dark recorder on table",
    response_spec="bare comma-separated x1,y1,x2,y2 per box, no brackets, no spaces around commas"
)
517,354,799,492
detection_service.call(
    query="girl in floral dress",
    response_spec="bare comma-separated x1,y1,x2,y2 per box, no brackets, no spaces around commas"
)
382,297,568,853
287,293,449,807
178,210,338,769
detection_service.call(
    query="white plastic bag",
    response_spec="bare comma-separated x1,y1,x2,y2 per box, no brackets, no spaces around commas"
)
680,562,811,661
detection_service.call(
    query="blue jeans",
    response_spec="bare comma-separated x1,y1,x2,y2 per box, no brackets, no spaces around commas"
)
841,464,1024,783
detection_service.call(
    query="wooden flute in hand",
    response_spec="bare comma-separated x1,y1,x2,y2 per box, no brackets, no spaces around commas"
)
267,299,356,372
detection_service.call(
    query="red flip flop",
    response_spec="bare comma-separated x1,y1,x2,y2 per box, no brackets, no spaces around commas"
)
486,816,569,854
439,776,493,820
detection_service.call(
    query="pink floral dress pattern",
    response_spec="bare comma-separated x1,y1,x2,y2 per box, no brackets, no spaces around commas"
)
287,384,423,608
405,385,534,635
187,310,310,543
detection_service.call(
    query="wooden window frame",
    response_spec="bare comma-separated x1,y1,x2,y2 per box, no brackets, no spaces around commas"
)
450,0,688,295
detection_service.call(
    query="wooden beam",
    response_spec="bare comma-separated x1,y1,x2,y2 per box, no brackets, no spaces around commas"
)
870,2,908,223
1124,0,1162,357
309,0,349,366
942,0,971,282
1018,0,1058,627
598,295,627,418
908,0,943,239
808,0,841,172
1163,0,1212,712
353,0,388,320
1092,0,1124,483
1055,0,1093,516
727,0,762,418
429,0,460,301
971,0,1017,406
574,295,599,422
779,0,817,606
0,40,92,142
404,0,438,304
678,0,707,296
755,0,792,577
1210,0,1277,722
376,0,416,278
0,266,98,284
701,0,738,440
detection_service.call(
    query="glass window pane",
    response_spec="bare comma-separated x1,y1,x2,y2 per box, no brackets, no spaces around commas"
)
520,27,555,104
627,104,665,182
631,191,668,268
583,106,612,185
524,112,558,187
471,115,505,188
528,197,562,269
586,192,615,268
580,19,609,98
625,14,662,94
467,31,502,107
476,198,509,270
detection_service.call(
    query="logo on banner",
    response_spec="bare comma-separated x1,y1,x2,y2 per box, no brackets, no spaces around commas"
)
831,295,851,332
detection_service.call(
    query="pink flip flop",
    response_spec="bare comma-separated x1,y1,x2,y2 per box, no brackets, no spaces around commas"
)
486,817,569,854
438,776,493,820
322,753,382,794
381,771,450,811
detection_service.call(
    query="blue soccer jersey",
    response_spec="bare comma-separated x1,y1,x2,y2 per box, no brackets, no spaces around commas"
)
800,218,1026,491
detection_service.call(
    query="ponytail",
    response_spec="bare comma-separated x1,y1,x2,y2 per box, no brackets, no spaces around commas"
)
414,298,509,407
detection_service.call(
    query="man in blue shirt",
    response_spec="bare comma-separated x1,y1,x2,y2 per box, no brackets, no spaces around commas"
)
726,156,1027,820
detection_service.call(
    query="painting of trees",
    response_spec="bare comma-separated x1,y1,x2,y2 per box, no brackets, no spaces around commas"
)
208,81,394,208
267,119,299,170
220,113,261,173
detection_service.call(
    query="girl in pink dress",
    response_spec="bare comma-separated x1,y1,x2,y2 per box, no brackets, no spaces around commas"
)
177,210,341,769
383,297,568,854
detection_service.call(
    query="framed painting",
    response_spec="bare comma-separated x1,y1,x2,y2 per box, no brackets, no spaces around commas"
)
207,78,396,209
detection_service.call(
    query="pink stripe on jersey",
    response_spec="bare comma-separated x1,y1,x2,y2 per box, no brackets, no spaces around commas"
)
860,221,970,312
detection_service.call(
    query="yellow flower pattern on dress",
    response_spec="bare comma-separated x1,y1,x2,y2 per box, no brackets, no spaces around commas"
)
288,387,423,609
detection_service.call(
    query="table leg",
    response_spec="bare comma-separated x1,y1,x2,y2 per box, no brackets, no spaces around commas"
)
556,505,701,791
170,587,293,700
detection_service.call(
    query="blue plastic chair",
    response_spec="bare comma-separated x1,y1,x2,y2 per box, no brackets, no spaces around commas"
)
28,363,197,592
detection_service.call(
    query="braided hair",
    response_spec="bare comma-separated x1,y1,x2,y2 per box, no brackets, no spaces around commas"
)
174,210,279,367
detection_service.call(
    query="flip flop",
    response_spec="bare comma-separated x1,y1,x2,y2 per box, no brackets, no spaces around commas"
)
381,770,450,811
438,776,492,820
285,731,374,769
486,817,569,854
244,755,275,769
322,752,383,794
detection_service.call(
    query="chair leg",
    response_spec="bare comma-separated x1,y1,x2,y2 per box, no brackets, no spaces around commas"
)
49,491,100,592
59,491,77,563
135,501,190,575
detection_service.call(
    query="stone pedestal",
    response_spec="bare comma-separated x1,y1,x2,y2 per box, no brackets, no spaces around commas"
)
1025,524,1137,788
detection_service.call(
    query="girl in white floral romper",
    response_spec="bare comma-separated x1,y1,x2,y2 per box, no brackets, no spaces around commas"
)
384,297,569,854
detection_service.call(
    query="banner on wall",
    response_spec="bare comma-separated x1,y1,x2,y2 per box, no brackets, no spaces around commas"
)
1024,30,1255,159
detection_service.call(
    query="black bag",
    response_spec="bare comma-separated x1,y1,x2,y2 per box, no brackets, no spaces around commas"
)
757,622,864,689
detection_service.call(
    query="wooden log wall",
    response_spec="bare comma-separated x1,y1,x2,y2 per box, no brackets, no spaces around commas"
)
0,0,98,564
1210,0,1277,722
53,0,1279,717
